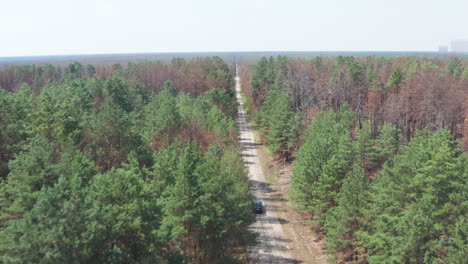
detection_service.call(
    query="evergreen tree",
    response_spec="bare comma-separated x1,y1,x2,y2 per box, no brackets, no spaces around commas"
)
86,64,96,77
0,84,33,178
162,80,177,96
0,149,98,263
87,168,163,263
447,57,464,77
85,98,141,171
369,123,400,168
385,67,405,89
65,62,84,79
157,141,203,261
255,73,301,154
206,106,236,141
143,87,180,139
0,136,61,220
0,57,255,263
360,130,467,263
291,106,355,220
105,74,134,112
264,91,299,153
354,120,374,170
324,166,368,262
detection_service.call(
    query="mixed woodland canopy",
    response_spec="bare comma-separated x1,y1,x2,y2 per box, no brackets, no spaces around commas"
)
241,55,468,263
1,54,467,263
0,57,252,264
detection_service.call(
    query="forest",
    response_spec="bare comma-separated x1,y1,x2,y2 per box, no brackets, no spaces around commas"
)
241,55,468,263
0,57,253,263
1,54,467,264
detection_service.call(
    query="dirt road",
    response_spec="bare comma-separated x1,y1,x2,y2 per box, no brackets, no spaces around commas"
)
235,76,297,263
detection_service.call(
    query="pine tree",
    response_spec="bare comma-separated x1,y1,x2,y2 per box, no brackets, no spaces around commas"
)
291,106,355,219
105,74,134,112
256,73,301,154
446,57,464,77
87,168,163,262
85,98,141,171
0,84,34,178
324,166,368,262
157,141,203,260
0,136,60,219
369,123,400,168
265,92,294,153
385,67,405,90
360,130,468,263
143,88,180,139
0,149,99,263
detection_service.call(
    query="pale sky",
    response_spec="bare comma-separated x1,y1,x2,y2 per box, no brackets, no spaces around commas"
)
0,0,467,57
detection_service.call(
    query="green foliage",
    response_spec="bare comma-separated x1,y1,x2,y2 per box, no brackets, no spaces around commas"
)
355,122,401,171
86,64,96,77
0,57,250,263
200,56,234,90
445,218,468,263
385,67,405,89
0,150,98,263
154,141,252,262
161,80,177,96
292,115,464,262
105,74,135,112
251,56,281,101
463,67,468,80
31,81,93,145
247,55,468,263
206,106,236,140
87,168,163,262
354,121,373,167
359,130,468,263
264,92,300,153
291,106,355,219
0,136,61,219
65,61,84,79
324,166,368,262
337,56,364,84
447,57,464,77
85,98,142,170
143,87,180,139
204,88,237,118
0,84,33,178
256,73,301,154
369,123,400,168
366,70,383,91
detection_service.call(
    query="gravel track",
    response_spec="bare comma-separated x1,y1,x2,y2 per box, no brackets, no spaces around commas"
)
235,76,297,264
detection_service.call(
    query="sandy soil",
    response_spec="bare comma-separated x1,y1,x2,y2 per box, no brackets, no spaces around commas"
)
255,147,328,264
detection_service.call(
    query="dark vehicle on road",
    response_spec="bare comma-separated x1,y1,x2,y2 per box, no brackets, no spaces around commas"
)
254,201,264,214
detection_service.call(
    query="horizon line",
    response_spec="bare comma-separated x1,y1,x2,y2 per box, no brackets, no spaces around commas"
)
1,50,467,61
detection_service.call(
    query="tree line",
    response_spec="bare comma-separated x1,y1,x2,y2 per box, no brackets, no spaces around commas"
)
242,56,467,263
0,57,233,97
241,55,468,155
0,57,252,263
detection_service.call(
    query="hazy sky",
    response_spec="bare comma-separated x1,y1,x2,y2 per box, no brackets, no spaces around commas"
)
1,0,467,57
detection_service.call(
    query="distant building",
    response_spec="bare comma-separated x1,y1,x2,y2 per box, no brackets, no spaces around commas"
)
451,40,468,53
438,45,449,53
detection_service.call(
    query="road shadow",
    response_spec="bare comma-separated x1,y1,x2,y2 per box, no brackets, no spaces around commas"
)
241,153,257,158
247,230,302,263
239,136,257,142
239,141,261,150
